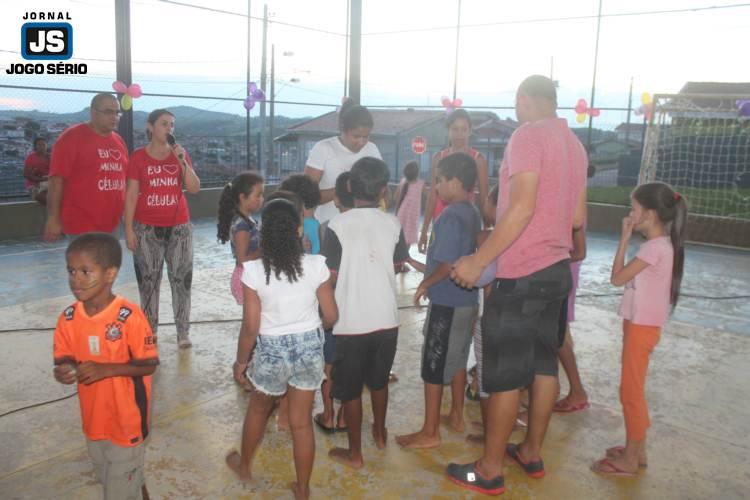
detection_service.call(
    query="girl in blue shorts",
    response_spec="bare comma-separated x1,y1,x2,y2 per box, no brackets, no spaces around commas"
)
226,198,338,499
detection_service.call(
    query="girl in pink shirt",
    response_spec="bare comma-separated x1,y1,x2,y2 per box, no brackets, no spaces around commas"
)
593,182,687,477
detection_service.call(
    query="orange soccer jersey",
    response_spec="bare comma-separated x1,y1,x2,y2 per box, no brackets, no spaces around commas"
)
53,296,159,447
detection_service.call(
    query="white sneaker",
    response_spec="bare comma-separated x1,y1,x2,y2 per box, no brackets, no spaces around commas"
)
177,333,192,349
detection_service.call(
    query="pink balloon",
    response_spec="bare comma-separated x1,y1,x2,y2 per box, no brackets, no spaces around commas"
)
441,96,451,107
575,99,587,114
112,81,127,93
590,108,601,117
453,98,463,107
127,83,142,98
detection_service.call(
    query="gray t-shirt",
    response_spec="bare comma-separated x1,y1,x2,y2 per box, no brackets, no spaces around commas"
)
426,201,480,307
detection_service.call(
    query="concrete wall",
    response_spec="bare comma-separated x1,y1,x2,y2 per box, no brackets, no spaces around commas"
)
2,190,749,248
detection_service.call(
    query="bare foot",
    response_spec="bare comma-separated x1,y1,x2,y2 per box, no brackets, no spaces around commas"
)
470,420,484,430
225,451,251,481
606,446,648,467
290,481,310,500
372,425,387,449
314,412,335,431
395,430,441,449
591,455,639,476
328,447,364,469
441,413,465,433
465,433,484,445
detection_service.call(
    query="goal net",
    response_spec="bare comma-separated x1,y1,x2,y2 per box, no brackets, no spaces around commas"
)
640,93,750,246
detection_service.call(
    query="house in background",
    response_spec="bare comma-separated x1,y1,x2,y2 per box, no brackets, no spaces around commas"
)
615,122,646,144
273,109,516,181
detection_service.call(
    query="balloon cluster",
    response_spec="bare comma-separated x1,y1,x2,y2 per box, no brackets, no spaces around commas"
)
634,92,654,122
574,99,600,124
112,81,142,111
441,96,463,115
244,82,266,111
736,100,750,118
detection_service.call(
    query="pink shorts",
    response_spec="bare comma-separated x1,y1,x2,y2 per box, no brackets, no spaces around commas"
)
231,265,244,305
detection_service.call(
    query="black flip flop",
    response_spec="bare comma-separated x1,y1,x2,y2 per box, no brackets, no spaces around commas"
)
313,414,336,434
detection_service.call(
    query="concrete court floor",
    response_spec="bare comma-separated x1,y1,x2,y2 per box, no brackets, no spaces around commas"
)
0,219,748,499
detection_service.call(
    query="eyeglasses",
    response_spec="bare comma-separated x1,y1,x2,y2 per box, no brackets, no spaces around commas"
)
95,108,122,116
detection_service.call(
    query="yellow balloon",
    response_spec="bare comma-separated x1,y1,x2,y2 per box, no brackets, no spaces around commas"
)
641,92,652,105
121,94,132,111
576,113,587,124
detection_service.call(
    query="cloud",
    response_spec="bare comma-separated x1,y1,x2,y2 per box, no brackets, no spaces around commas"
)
0,97,37,109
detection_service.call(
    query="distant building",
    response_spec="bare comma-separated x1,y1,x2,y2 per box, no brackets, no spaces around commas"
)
274,109,516,180
614,123,646,143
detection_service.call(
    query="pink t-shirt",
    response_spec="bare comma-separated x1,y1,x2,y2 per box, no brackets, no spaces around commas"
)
619,236,674,327
495,118,587,279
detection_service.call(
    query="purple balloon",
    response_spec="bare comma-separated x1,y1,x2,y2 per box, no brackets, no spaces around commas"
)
475,260,497,288
243,97,256,111
738,100,750,117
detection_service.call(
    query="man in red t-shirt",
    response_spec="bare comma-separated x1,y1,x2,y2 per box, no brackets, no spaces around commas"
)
447,75,587,495
44,93,129,241
24,136,50,205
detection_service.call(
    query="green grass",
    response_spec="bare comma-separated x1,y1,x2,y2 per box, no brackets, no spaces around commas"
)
588,186,750,219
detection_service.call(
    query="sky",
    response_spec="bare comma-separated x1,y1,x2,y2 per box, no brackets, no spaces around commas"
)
0,0,747,127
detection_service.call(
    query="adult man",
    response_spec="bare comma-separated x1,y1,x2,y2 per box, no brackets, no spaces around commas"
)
44,93,128,241
24,137,50,205
447,75,587,495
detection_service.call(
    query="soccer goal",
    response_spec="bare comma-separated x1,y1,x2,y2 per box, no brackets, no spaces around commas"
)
640,93,750,246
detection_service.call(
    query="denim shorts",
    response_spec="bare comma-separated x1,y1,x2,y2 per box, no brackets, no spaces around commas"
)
248,328,325,396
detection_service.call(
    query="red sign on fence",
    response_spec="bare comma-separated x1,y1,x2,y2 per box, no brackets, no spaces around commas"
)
411,136,427,154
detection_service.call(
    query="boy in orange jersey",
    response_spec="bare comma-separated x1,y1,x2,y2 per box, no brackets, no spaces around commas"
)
53,232,159,500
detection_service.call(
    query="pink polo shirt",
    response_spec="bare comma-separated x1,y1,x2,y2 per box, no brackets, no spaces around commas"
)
495,118,587,279
619,236,674,327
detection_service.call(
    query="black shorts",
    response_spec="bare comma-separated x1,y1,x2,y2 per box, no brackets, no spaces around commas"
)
558,297,569,348
481,260,572,393
331,328,398,402
323,328,336,365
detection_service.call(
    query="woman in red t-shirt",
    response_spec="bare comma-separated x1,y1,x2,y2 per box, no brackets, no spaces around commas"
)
418,109,491,253
124,109,200,348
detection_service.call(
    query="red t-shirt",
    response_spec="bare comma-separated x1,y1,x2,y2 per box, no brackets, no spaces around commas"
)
495,118,587,279
23,152,50,188
127,147,192,227
49,123,128,234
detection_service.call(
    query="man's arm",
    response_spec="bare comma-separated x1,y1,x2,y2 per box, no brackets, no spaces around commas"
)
451,171,539,287
44,176,64,241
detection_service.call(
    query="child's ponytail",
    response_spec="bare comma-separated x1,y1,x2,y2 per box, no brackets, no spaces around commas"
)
632,182,689,308
669,194,688,307
217,182,235,244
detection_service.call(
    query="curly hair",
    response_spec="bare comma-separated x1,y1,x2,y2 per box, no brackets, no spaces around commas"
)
279,174,321,210
260,198,305,284
217,171,264,244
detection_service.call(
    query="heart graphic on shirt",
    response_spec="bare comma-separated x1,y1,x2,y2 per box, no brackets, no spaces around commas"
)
108,149,122,161
162,164,179,175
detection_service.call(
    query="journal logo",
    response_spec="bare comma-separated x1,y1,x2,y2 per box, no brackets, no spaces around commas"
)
5,12,86,75
22,23,73,60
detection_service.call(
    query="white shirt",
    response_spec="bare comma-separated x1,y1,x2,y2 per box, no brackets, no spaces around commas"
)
241,254,330,336
324,208,408,335
305,136,382,223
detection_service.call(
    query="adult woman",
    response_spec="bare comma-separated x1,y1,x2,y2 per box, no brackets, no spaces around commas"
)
125,109,200,348
304,99,381,223
418,108,490,253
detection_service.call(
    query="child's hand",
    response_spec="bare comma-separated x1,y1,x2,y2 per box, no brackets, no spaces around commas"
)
413,282,429,307
76,361,110,385
418,232,428,254
53,363,77,385
621,216,634,239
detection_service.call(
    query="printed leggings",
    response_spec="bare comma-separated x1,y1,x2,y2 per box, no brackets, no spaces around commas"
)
133,221,193,336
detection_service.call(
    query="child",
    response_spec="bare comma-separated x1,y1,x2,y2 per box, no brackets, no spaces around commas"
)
217,171,265,390
314,172,353,433
226,198,337,500
321,156,410,468
396,152,480,449
396,161,425,249
53,233,158,500
395,161,425,273
592,182,687,476
280,174,322,254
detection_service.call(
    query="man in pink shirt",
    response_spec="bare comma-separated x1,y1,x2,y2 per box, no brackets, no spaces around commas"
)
447,75,587,495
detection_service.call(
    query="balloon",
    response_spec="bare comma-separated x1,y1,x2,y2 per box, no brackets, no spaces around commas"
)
453,98,463,107
244,81,266,111
243,97,256,111
641,92,652,105
575,99,587,114
576,113,587,123
120,94,132,111
127,83,142,98
737,100,750,117
112,81,128,93
590,108,601,117
441,96,451,107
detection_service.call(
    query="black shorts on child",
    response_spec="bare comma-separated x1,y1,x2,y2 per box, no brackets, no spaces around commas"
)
331,328,398,402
